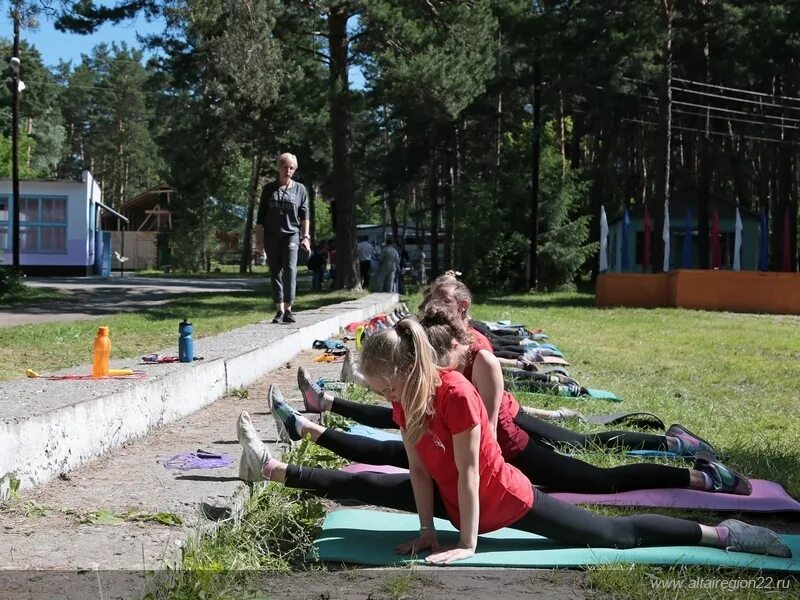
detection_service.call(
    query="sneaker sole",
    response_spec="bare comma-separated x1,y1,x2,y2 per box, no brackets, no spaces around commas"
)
667,423,722,458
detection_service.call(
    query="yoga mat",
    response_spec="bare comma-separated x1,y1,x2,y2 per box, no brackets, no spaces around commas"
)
548,479,800,513
313,509,800,571
347,424,402,441
585,389,619,401
343,463,408,475
583,411,665,430
341,464,800,513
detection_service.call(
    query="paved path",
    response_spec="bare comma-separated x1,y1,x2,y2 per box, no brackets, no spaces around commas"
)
0,275,267,328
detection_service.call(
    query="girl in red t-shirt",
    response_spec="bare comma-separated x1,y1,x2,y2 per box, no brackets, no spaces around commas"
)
238,318,789,564
283,309,749,495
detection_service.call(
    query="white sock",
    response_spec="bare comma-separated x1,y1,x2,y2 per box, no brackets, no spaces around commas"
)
294,413,308,438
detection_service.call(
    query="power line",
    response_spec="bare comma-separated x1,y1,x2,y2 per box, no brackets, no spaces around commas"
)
672,85,800,114
640,96,800,129
624,118,794,145
673,76,800,106
623,75,800,115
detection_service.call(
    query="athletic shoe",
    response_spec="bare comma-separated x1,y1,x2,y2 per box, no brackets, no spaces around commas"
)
237,411,272,481
270,384,302,442
272,312,284,324
282,310,296,323
718,519,792,558
666,424,719,459
298,367,325,413
340,350,367,386
340,351,356,384
694,453,752,495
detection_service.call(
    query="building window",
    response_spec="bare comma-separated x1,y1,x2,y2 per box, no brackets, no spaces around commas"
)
0,196,67,252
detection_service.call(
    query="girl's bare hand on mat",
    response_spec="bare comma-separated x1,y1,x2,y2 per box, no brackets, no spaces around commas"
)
424,542,476,565
395,531,439,555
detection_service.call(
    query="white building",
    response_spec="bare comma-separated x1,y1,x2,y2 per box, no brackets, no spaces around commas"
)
0,171,125,275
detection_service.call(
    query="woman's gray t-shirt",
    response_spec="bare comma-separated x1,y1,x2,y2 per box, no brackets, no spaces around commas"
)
256,181,309,236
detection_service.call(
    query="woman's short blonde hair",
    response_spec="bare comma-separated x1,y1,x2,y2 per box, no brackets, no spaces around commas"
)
277,152,298,168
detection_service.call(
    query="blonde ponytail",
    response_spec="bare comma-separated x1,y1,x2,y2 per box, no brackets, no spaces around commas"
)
361,318,440,444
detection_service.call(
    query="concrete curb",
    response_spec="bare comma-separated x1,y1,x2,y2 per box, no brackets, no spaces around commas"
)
0,293,398,494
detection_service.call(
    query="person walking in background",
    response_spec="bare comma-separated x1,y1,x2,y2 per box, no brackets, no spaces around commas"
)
414,244,427,285
255,153,310,324
377,237,400,293
398,245,410,294
357,238,374,289
328,239,337,289
307,243,328,292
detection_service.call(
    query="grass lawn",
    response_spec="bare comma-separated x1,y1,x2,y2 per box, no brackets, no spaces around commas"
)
0,282,362,381
151,291,799,599
0,284,68,305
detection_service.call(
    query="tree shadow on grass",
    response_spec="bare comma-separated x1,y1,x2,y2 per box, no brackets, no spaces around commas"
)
476,293,597,310
137,289,363,323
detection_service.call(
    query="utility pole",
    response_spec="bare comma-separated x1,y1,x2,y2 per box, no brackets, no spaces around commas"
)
10,9,21,268
525,53,542,291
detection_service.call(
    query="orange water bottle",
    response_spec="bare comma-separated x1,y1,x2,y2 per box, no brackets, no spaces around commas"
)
92,326,111,378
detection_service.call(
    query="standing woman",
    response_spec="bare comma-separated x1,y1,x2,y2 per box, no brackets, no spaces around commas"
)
255,153,310,324
237,320,790,563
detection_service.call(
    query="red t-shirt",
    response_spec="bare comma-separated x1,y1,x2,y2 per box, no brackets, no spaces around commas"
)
463,329,493,382
392,370,534,534
462,337,529,461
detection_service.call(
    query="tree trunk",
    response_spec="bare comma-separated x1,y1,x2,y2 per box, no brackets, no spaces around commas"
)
428,157,441,278
528,54,542,290
240,153,262,274
654,0,675,273
328,5,360,290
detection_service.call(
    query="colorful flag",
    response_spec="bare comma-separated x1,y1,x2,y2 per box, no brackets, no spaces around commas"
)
662,204,671,272
599,205,609,272
711,207,722,269
733,207,743,271
782,206,792,272
681,208,693,268
621,207,630,271
643,205,652,271
758,208,769,272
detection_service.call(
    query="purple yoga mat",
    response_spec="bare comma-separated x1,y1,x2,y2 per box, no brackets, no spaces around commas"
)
341,464,800,513
343,463,408,475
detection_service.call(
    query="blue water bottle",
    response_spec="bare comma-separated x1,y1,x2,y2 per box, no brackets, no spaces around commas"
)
179,319,194,363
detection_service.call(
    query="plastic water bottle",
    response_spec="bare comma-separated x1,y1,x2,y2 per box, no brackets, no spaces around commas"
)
92,326,111,378
355,325,365,351
179,319,194,363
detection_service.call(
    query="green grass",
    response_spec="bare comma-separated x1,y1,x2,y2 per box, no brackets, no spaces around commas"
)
137,262,270,278
0,284,362,381
142,290,800,598
0,283,68,305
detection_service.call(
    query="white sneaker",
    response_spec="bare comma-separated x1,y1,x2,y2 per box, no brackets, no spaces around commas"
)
340,350,367,385
237,411,271,482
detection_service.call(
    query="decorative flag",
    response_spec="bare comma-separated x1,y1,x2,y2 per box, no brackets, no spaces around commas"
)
733,207,743,271
681,208,693,268
643,205,652,271
758,208,769,271
782,206,791,272
621,206,630,271
711,207,722,269
599,205,609,272
662,204,671,272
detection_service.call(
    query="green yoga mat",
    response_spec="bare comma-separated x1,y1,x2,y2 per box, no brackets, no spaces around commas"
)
313,509,800,572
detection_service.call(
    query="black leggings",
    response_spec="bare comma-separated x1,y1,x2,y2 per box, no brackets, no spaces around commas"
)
284,466,702,549
316,428,689,494
329,395,671,452
513,411,670,451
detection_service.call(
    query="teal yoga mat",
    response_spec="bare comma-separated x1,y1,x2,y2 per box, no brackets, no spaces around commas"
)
313,509,800,572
